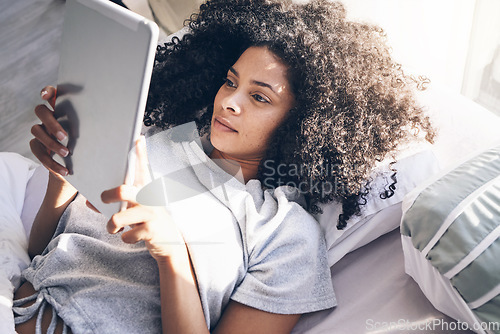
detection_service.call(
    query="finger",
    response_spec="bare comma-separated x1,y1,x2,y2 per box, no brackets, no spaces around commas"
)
40,86,57,109
30,138,68,176
134,136,151,187
121,223,151,244
101,184,139,204
34,104,67,142
107,205,154,234
31,123,69,158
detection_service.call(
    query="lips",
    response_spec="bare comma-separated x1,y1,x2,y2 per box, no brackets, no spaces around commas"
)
214,117,238,132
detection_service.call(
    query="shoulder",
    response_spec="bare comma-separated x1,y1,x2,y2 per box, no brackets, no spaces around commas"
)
234,182,336,314
244,180,320,242
245,180,308,214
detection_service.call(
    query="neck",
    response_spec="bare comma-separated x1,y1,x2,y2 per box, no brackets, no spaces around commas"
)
209,148,260,183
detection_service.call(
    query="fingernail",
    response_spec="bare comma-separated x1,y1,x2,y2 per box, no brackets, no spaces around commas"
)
41,90,48,98
56,131,67,141
59,147,69,157
59,169,68,176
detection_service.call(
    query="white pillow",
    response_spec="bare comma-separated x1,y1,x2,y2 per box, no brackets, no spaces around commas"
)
316,147,440,267
0,153,44,334
418,84,500,170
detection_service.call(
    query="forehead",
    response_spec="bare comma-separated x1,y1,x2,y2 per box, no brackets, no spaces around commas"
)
232,46,293,97
233,47,289,80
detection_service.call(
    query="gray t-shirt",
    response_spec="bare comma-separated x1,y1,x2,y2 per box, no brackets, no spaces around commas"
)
22,124,336,333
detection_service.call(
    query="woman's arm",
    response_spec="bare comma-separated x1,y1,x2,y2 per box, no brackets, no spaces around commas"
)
102,138,300,334
157,246,300,334
28,86,77,258
106,195,300,334
157,246,208,333
28,173,76,258
214,302,300,334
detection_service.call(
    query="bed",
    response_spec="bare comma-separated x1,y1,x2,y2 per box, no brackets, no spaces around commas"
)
1,1,500,333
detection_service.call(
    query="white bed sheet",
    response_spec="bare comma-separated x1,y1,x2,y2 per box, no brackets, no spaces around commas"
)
293,229,474,334
0,153,46,334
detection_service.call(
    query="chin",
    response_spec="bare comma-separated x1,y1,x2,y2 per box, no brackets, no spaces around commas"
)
209,133,227,152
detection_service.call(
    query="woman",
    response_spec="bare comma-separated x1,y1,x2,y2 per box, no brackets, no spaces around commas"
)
14,0,434,333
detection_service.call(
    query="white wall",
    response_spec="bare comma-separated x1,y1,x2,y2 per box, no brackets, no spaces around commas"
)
336,0,500,115
341,0,476,94
462,0,500,100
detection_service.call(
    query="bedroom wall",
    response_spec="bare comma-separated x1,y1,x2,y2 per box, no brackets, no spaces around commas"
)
341,0,475,94
341,0,500,116
461,0,500,115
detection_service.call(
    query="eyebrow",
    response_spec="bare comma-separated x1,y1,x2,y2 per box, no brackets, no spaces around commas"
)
229,67,278,95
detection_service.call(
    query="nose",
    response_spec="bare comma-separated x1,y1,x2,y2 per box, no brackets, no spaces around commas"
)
221,90,242,115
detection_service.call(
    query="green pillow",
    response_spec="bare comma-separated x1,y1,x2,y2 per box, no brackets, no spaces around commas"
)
401,144,500,330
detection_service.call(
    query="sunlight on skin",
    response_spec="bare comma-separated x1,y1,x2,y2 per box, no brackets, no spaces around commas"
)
264,63,288,95
209,46,295,180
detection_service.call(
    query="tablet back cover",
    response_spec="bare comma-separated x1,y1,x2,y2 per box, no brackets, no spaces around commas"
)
54,0,159,218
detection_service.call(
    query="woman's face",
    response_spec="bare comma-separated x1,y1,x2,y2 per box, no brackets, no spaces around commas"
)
210,46,295,161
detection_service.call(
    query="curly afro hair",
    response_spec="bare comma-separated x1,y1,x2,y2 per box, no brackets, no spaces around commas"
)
144,0,435,229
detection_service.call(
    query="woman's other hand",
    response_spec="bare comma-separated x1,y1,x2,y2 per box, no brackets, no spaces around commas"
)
101,136,185,262
30,86,70,177
28,86,77,259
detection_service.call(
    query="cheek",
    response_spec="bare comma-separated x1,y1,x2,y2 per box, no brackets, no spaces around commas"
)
213,85,226,108
251,116,285,143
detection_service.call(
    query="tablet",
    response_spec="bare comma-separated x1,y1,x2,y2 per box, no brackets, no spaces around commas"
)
53,0,159,218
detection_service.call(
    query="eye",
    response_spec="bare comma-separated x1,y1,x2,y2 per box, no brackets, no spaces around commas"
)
224,78,236,88
252,94,270,104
